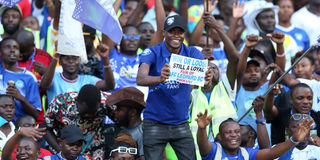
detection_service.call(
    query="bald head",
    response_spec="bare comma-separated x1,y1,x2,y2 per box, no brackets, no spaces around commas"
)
14,30,35,61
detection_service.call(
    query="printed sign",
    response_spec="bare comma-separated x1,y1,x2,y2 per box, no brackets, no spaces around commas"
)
169,54,208,86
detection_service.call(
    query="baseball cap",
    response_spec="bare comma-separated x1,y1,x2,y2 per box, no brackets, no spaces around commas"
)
60,125,84,143
238,116,257,133
249,49,271,65
164,15,187,32
106,87,146,109
247,57,260,67
0,5,22,18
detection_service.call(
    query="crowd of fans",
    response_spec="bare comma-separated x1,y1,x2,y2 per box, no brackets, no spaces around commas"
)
0,0,319,159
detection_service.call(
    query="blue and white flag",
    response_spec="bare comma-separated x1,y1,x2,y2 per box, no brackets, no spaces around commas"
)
0,0,22,7
73,0,123,45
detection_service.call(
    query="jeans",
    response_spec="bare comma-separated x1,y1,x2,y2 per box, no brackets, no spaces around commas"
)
143,120,196,160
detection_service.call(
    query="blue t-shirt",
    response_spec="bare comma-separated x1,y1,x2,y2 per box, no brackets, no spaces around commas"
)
275,25,310,51
0,64,41,122
47,72,100,103
41,153,87,160
109,48,140,92
140,42,204,125
211,43,228,76
202,142,258,160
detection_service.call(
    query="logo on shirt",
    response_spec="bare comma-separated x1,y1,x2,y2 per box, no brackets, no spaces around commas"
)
166,80,180,89
167,17,175,25
295,33,303,41
15,80,24,89
141,48,152,56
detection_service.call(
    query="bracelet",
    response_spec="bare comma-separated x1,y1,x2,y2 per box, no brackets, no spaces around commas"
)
289,136,299,145
276,54,285,57
255,117,266,125
104,65,112,69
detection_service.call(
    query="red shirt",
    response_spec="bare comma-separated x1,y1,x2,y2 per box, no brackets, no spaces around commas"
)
17,48,52,81
18,0,31,19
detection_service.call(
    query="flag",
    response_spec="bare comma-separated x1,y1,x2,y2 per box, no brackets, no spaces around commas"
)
73,0,123,45
0,0,22,7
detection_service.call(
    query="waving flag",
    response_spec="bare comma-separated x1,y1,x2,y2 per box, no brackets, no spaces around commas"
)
0,0,22,7
73,0,123,45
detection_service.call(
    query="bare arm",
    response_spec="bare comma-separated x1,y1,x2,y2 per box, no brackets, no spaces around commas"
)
148,0,166,47
113,0,123,14
256,118,314,160
253,96,270,149
136,63,169,86
269,32,286,71
263,84,280,122
40,53,59,91
179,0,188,30
95,44,115,91
44,128,61,153
196,110,213,157
126,0,146,26
52,0,61,31
226,1,246,43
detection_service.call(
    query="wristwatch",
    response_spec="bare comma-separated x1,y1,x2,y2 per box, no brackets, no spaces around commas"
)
256,117,266,125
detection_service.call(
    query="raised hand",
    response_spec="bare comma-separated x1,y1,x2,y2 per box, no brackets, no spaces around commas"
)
33,61,47,76
271,84,282,95
160,64,170,83
19,125,46,141
267,32,285,44
245,34,262,48
204,66,213,85
263,63,282,75
203,12,219,29
6,85,24,101
195,109,212,129
252,95,264,114
292,117,315,142
203,0,218,13
233,1,246,19
96,43,110,60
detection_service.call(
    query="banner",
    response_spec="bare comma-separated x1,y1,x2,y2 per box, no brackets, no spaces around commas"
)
0,0,22,7
73,0,123,45
169,54,208,86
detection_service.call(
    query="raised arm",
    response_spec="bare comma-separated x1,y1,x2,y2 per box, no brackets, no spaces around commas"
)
226,1,246,44
126,0,147,26
95,44,115,91
113,0,124,14
203,12,239,89
256,117,314,160
237,35,262,90
179,0,188,28
268,32,286,71
40,53,59,91
252,96,270,149
148,0,166,47
137,63,169,86
1,126,46,160
52,0,61,31
196,110,213,157
263,84,280,122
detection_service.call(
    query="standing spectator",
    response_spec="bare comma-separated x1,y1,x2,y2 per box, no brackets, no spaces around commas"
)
291,0,320,44
106,87,145,160
40,43,115,103
0,5,22,40
0,95,16,152
275,0,310,51
44,84,112,159
0,37,41,122
137,15,213,160
137,22,155,54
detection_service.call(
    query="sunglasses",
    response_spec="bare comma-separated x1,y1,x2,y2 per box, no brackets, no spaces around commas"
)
123,34,140,40
109,146,137,157
290,113,311,121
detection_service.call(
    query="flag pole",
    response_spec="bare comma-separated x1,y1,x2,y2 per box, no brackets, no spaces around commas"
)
237,44,320,123
206,0,209,48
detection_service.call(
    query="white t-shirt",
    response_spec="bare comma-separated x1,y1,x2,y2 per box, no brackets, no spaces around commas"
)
0,122,15,152
297,78,320,112
291,6,320,45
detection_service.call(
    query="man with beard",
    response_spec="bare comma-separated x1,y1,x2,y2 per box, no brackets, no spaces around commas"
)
0,6,22,40
106,87,145,160
0,37,41,122
103,25,141,92
277,114,320,159
196,110,315,160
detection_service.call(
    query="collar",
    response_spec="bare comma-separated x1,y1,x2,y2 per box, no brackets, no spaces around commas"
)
160,41,185,59
57,152,80,160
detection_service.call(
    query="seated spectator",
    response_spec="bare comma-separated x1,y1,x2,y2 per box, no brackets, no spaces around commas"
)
196,110,314,160
277,114,320,159
1,125,45,160
265,83,320,145
0,37,41,122
44,84,112,159
106,87,145,159
40,43,115,103
109,131,138,160
12,115,53,159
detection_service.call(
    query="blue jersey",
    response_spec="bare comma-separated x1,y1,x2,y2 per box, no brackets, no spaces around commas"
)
139,42,204,125
275,25,310,51
0,64,41,122
41,153,87,160
202,142,258,160
109,48,140,92
46,72,100,103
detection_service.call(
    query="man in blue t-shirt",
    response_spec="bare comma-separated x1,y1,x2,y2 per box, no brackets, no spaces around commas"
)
0,37,41,122
137,15,213,160
196,110,314,160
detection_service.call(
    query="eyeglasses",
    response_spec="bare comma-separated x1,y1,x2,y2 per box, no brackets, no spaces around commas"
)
109,146,137,157
123,34,140,40
290,113,311,121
